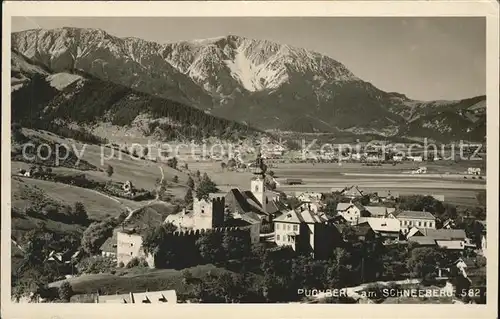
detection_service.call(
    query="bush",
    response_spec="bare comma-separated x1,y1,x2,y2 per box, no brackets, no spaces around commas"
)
118,261,125,268
182,269,193,284
77,256,116,274
126,257,140,268
58,281,74,302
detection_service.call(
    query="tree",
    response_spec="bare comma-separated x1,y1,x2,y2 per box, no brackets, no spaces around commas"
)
227,158,237,169
141,223,178,267
182,269,193,284
323,198,338,218
187,176,195,189
397,195,445,218
11,122,24,142
81,219,116,255
143,147,149,157
184,188,194,205
173,175,179,183
195,170,201,179
73,201,89,225
284,196,300,210
222,231,251,261
220,162,227,170
196,173,219,200
106,165,114,177
167,157,178,170
196,232,224,264
407,247,447,281
476,190,486,207
58,281,74,302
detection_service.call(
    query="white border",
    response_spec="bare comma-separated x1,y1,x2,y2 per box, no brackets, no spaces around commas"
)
2,1,499,319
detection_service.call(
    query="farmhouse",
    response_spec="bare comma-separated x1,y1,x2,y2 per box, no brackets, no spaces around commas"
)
273,207,342,259
100,232,117,258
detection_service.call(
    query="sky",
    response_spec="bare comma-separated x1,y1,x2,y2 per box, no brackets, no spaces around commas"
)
12,17,486,101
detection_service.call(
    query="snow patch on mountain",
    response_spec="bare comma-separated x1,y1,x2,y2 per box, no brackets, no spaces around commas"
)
46,73,83,90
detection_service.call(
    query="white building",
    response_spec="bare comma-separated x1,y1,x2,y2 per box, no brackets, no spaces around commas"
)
336,202,366,225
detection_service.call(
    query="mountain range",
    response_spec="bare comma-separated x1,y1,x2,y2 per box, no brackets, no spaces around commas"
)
11,27,486,142
11,49,265,144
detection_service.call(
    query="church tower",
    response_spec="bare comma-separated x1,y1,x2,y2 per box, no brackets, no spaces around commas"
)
251,178,266,207
251,151,267,210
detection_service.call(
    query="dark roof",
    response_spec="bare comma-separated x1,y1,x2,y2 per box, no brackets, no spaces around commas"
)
225,188,263,215
352,223,373,236
225,188,285,217
408,237,437,246
419,229,467,240
99,233,117,253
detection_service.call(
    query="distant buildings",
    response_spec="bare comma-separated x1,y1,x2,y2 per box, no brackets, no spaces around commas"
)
467,167,481,175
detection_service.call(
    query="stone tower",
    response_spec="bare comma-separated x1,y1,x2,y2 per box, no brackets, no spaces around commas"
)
192,196,225,230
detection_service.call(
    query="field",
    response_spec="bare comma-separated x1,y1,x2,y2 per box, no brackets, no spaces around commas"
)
187,161,486,207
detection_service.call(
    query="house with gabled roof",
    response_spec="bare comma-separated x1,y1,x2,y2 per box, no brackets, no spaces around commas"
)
273,207,342,259
363,206,396,218
407,228,467,250
336,202,367,225
355,217,402,243
341,185,364,199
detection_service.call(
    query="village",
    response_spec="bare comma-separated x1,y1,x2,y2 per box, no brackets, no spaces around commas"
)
12,142,486,305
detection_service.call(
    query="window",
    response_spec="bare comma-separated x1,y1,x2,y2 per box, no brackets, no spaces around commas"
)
293,225,298,231
130,252,133,256
418,221,421,227
423,222,427,227
429,222,433,228
255,185,259,192
276,223,280,230
287,224,291,231
277,234,280,241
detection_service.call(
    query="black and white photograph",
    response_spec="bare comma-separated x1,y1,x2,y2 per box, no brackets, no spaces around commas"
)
1,2,498,316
